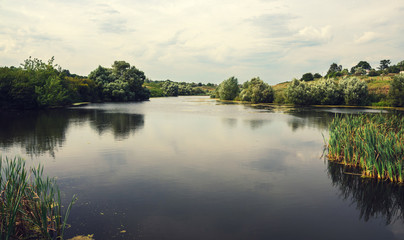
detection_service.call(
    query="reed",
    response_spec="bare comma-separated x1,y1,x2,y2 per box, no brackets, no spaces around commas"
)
0,156,77,239
327,113,404,183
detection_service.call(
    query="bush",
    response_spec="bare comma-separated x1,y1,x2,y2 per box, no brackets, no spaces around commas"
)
216,76,239,100
339,77,369,106
311,78,343,105
388,74,404,107
239,77,274,103
285,79,313,105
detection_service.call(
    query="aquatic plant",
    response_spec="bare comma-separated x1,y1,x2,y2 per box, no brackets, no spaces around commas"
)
327,114,404,183
0,156,76,239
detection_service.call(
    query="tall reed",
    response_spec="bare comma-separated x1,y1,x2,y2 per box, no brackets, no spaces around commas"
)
327,113,404,183
0,156,77,239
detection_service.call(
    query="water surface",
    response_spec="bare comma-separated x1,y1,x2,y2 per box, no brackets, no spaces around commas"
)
1,96,403,240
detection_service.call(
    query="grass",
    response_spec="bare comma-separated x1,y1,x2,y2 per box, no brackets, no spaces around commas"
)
327,114,404,183
1,156,77,239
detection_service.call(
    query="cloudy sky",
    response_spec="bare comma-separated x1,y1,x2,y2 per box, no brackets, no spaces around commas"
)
1,0,403,84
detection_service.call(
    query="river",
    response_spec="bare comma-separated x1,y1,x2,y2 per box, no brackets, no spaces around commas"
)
0,96,403,240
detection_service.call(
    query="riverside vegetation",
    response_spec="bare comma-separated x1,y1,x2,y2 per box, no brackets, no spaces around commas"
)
0,156,76,239
327,114,404,183
212,60,404,107
0,57,149,109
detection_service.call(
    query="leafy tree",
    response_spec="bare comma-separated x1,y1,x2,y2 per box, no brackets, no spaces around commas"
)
311,79,343,105
339,77,369,105
300,73,314,81
397,60,404,71
388,74,404,107
313,73,322,79
35,76,69,107
351,61,371,73
379,59,391,71
368,69,379,76
239,77,274,103
326,63,342,77
387,65,400,74
217,77,239,100
162,80,179,96
285,78,313,105
88,61,150,102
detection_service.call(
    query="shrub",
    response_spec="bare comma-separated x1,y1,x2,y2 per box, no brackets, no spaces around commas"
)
217,77,239,100
339,77,369,105
311,78,343,105
239,77,274,103
388,74,404,107
285,79,313,105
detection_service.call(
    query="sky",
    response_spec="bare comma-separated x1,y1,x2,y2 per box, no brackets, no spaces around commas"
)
1,0,403,85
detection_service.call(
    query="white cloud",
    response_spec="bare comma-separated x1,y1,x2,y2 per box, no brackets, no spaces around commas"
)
296,26,332,44
0,0,403,84
354,32,379,44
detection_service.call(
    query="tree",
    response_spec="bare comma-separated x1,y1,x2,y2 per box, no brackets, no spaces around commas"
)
88,61,150,102
397,60,404,71
379,59,391,71
326,63,342,77
162,80,179,96
351,61,371,74
311,78,343,105
313,73,322,79
239,77,274,103
339,77,369,105
285,78,313,105
388,74,404,106
300,73,314,81
217,77,239,100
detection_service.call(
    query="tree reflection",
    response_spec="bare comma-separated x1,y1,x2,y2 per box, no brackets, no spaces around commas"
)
327,162,404,224
87,110,144,140
0,110,69,157
286,108,335,131
0,109,144,157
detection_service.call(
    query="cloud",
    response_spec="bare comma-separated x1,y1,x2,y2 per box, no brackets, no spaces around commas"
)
354,32,379,44
0,0,404,84
295,26,332,46
248,13,298,38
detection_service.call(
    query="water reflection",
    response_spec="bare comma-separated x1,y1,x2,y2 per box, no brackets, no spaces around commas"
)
327,162,404,224
87,110,144,140
285,108,335,131
0,111,69,157
0,109,144,157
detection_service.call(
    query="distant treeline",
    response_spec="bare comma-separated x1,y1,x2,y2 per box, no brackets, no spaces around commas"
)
299,59,404,81
213,59,404,107
144,80,215,97
0,57,150,109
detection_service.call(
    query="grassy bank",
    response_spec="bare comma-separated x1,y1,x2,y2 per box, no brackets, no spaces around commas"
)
0,156,76,239
327,114,404,183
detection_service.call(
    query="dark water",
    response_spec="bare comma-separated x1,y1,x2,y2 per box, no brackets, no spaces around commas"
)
1,96,403,240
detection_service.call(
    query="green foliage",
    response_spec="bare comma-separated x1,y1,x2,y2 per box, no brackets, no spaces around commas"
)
285,79,313,105
239,77,274,103
300,72,314,81
1,156,76,239
311,78,344,105
328,114,404,183
286,77,368,106
340,77,369,105
388,74,404,107
313,73,322,79
351,61,372,74
35,76,70,107
326,63,342,77
379,59,391,71
88,61,150,102
216,77,239,100
161,80,179,96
